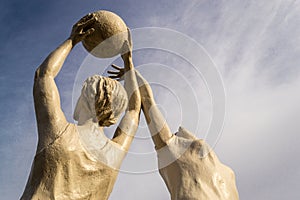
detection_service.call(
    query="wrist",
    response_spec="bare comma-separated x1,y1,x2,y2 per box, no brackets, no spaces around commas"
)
124,57,133,70
68,36,79,48
122,54,132,62
125,57,133,65
125,64,134,71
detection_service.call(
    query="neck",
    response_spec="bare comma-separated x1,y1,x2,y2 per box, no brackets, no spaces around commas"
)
78,118,104,132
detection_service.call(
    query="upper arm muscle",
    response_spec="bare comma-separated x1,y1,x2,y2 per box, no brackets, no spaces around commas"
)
33,75,68,139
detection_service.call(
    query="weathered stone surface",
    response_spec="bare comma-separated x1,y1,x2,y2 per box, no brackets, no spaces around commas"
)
82,10,128,58
158,127,239,200
21,124,120,200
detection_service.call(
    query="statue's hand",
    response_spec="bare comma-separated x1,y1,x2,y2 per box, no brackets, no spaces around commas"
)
121,28,133,61
69,13,97,46
108,64,125,81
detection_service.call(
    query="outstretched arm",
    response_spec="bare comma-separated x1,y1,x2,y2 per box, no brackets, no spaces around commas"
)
34,14,96,146
136,71,173,149
111,31,141,151
109,67,172,150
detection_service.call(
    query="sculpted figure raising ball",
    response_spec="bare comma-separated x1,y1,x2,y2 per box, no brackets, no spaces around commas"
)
21,13,140,200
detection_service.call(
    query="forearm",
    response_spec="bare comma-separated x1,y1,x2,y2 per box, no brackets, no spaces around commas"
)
123,57,141,112
112,57,141,150
135,70,157,117
135,70,154,101
36,39,73,78
135,70,173,149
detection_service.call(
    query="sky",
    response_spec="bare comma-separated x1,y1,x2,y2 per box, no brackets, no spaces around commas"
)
1,0,300,199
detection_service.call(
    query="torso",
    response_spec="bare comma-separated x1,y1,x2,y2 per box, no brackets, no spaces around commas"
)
21,123,119,200
158,136,239,200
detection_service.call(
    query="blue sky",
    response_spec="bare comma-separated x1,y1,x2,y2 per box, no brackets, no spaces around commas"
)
1,0,300,199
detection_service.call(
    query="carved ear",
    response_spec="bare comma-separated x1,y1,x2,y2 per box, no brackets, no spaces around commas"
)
175,126,197,140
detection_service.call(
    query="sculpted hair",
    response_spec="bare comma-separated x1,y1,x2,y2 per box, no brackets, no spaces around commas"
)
94,76,128,126
74,75,128,126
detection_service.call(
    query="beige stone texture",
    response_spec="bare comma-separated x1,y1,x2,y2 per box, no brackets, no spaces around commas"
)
82,10,128,58
157,127,239,200
21,11,140,200
21,124,120,200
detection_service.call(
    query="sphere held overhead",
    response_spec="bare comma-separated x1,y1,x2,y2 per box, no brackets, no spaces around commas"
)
82,10,128,58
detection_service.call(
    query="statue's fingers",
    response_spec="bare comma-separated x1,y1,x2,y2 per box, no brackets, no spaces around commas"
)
83,28,95,36
111,64,122,70
108,75,120,79
78,13,94,24
75,13,90,26
107,71,119,75
79,16,97,28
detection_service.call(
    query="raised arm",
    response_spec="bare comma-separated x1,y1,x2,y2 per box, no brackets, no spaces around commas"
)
135,71,173,149
109,66,172,150
34,14,96,147
111,32,141,151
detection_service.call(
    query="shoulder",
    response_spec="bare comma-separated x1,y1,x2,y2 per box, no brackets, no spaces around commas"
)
37,122,74,152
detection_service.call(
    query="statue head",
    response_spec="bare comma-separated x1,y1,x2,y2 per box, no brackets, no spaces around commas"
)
74,75,128,126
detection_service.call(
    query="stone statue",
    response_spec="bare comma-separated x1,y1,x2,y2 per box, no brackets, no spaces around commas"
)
21,13,141,200
108,67,240,200
22,8,239,199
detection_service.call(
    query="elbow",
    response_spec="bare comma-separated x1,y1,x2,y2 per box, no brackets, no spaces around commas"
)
34,65,53,80
136,93,142,107
33,67,42,94
33,68,43,96
34,66,48,80
127,93,141,111
33,67,53,96
34,67,41,80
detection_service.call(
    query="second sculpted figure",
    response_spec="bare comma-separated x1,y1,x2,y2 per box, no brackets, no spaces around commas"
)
109,66,240,200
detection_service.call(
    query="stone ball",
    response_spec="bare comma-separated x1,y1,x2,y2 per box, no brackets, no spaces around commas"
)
82,10,128,58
